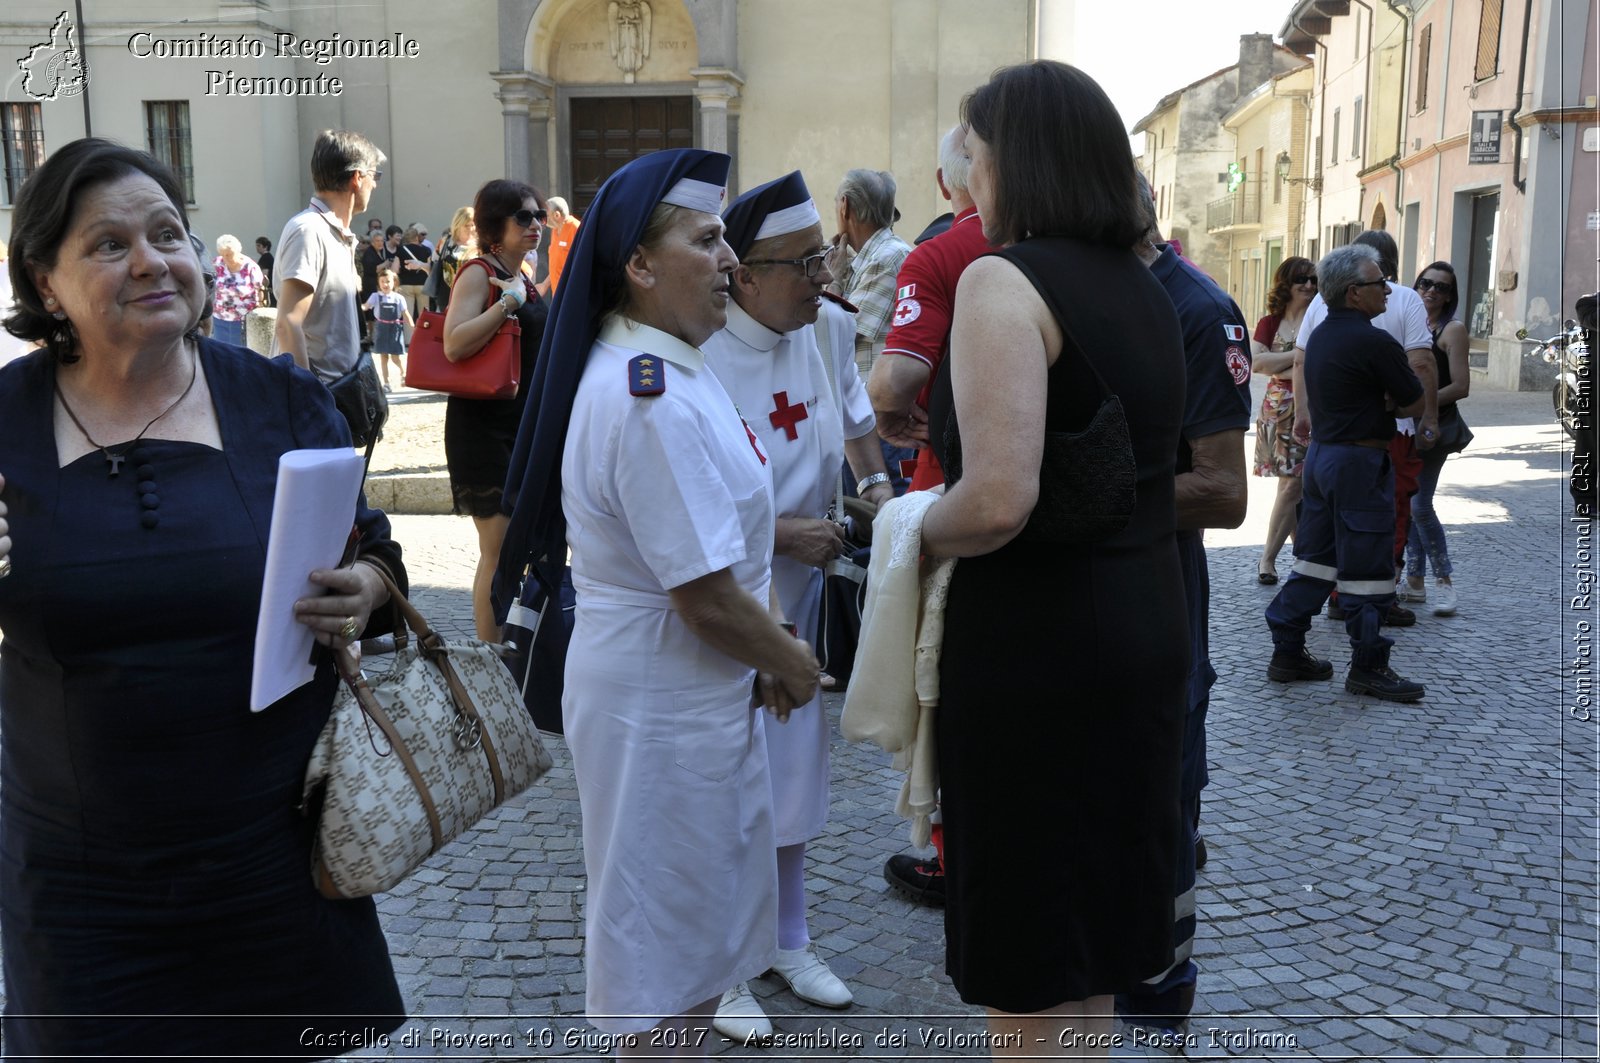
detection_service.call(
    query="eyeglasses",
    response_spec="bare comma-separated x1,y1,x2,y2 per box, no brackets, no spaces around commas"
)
513,208,548,228
1415,277,1455,295
1349,279,1389,291
364,170,383,184
743,250,830,278
1291,274,1318,287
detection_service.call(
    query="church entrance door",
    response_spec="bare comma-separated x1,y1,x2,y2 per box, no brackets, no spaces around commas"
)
569,96,693,212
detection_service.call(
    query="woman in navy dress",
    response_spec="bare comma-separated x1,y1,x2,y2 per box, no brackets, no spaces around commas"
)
0,139,405,1057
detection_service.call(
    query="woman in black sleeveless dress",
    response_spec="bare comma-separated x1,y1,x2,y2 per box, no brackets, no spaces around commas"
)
919,63,1189,1055
442,180,549,640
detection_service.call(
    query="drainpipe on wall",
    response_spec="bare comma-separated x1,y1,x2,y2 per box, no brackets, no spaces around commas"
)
1506,0,1536,194
1351,0,1374,227
1380,0,1414,227
75,0,91,136
1289,2,1329,252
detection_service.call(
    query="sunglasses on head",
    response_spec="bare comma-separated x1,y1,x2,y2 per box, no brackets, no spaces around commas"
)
1291,273,1317,287
513,208,548,228
1415,277,1455,295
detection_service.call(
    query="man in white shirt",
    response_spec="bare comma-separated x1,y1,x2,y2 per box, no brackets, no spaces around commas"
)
1291,230,1437,623
272,129,386,385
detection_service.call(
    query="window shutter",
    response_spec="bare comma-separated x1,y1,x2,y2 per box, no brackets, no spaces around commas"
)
1415,25,1432,111
1476,0,1503,80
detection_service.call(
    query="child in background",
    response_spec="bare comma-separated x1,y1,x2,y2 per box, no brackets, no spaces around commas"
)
365,267,413,392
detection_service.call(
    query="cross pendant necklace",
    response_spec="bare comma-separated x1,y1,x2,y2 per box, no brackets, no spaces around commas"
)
55,352,199,477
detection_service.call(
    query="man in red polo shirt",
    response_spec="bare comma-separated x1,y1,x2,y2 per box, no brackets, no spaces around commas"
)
867,123,991,904
868,122,991,495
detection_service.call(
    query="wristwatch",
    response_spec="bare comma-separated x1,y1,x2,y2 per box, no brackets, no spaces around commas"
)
856,472,891,495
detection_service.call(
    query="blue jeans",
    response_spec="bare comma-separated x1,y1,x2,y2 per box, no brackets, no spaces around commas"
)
212,318,244,347
1405,443,1454,580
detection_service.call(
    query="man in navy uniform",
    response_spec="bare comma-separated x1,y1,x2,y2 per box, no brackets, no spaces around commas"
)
1115,183,1251,1053
1266,244,1427,703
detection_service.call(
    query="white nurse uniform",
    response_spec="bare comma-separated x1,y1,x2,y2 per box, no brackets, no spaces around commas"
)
702,299,874,844
561,315,778,1032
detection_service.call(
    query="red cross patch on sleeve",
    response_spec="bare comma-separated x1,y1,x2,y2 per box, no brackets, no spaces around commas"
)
1226,346,1251,385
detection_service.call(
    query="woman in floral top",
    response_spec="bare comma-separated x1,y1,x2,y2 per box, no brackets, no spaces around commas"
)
211,234,263,347
1250,256,1316,584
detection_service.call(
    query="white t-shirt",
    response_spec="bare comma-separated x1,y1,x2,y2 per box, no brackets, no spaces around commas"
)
271,197,362,381
1300,281,1431,433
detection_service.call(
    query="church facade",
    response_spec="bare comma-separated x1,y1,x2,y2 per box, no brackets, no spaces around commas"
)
1,0,1042,251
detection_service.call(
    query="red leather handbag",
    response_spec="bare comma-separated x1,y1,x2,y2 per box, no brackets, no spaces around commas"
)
404,307,520,399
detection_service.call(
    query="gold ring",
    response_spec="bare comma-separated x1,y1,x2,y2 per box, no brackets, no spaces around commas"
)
338,616,360,641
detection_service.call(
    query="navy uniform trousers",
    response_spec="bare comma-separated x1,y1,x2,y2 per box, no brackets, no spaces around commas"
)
1116,535,1208,1030
1266,441,1399,669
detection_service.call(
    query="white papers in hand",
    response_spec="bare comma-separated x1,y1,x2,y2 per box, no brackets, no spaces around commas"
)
249,448,365,712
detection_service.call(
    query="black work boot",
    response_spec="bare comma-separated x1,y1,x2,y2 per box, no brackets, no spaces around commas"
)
1268,647,1335,682
883,853,945,906
1345,663,1426,702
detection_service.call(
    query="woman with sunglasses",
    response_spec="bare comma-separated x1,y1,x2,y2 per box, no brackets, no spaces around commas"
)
442,181,548,639
1250,257,1318,584
1400,262,1470,615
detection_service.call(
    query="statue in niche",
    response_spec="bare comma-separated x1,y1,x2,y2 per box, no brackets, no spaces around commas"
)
608,0,651,83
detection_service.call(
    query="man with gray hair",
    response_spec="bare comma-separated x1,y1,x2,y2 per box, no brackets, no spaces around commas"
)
869,124,986,494
1266,244,1427,703
870,124,989,906
1292,229,1437,623
829,168,912,379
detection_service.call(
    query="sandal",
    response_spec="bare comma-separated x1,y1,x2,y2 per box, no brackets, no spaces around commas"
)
1257,559,1279,585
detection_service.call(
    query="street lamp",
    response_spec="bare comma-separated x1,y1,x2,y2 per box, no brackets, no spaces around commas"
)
1276,150,1323,192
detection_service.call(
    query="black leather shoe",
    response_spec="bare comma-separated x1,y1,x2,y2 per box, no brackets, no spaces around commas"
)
1384,603,1417,626
884,853,946,906
1345,664,1426,702
1328,601,1415,626
1268,647,1335,682
1194,833,1208,871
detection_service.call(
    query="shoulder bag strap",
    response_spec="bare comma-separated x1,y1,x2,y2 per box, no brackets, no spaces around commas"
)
992,245,1115,401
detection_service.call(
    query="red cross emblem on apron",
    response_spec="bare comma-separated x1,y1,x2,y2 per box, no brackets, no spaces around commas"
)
768,391,808,441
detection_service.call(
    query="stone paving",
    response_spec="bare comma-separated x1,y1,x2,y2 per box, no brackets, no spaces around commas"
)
349,387,1597,1060
0,387,1591,1061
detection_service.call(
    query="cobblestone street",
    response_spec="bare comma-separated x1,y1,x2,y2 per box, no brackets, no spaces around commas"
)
0,388,1590,1061
356,387,1596,1060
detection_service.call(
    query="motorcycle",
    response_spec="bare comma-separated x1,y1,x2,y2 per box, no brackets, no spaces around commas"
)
1518,320,1589,438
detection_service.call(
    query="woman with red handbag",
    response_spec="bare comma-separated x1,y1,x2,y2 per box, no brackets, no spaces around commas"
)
442,180,548,639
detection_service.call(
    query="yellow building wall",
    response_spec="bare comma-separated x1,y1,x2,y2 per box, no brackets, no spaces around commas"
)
734,0,1030,233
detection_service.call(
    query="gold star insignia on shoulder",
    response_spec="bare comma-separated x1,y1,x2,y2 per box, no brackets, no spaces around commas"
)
629,354,665,397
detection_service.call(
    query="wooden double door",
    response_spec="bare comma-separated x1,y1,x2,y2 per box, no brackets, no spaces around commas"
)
569,96,693,213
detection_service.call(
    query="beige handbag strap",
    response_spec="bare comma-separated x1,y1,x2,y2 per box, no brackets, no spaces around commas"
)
348,572,511,806
333,647,444,851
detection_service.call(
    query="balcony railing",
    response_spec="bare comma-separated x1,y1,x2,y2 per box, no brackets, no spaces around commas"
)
1206,189,1262,232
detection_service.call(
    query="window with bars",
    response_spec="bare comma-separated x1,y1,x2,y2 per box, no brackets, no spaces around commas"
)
2,102,45,205
144,101,195,203
1476,0,1503,80
1415,24,1432,111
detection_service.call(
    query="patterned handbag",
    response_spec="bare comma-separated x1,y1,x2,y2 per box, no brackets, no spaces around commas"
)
302,572,554,899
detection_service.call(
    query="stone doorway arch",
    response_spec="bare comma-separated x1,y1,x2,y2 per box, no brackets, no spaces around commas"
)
492,0,742,198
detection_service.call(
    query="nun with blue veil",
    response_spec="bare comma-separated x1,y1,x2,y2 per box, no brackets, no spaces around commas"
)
494,150,820,1055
